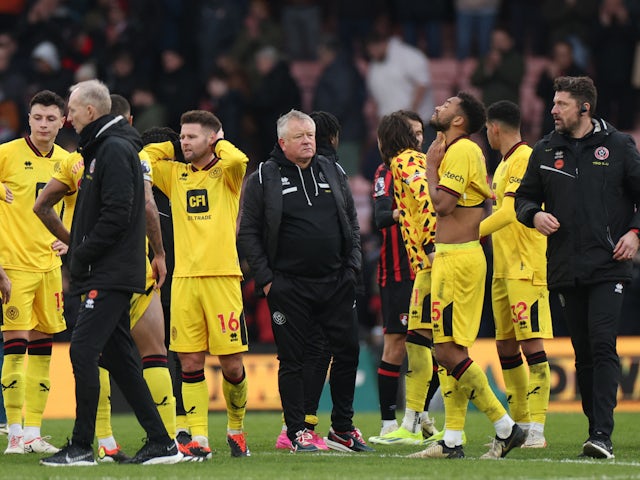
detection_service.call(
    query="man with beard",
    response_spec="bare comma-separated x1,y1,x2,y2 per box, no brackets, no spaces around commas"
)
516,76,640,459
410,93,525,460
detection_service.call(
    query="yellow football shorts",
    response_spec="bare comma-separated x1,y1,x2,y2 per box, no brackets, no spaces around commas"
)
492,277,553,341
1,268,65,334
408,269,432,331
170,276,248,355
430,241,485,347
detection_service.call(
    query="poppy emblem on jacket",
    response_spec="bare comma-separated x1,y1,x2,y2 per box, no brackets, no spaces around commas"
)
594,146,609,160
88,289,98,299
554,159,564,169
89,158,96,174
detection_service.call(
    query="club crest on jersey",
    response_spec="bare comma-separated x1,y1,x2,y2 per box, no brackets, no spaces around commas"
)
373,176,385,197
594,146,609,161
89,158,96,174
209,166,222,178
272,311,286,325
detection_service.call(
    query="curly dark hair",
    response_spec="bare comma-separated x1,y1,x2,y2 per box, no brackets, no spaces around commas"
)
141,126,180,146
457,91,486,135
377,112,420,165
310,110,340,148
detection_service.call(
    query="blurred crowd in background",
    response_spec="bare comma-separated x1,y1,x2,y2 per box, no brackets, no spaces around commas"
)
2,0,640,345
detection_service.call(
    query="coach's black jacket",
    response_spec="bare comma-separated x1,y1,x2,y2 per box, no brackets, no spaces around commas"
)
515,118,640,289
68,114,146,295
238,144,361,295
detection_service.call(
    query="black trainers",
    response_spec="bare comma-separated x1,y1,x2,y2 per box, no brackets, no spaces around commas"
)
583,437,614,459
40,440,96,467
325,427,374,452
481,424,526,459
125,439,183,465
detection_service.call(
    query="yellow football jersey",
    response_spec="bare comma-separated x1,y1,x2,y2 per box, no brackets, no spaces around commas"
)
390,148,436,272
437,137,491,207
490,143,547,283
145,139,248,278
0,137,69,271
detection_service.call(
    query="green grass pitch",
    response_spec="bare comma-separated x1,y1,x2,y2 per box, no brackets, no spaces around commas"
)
1,411,639,479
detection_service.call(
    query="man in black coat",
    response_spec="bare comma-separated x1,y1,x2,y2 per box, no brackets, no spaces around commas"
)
516,76,640,460
40,80,182,466
238,109,372,453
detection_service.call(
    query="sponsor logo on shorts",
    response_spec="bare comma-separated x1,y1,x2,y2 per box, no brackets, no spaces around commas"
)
272,311,286,325
615,282,624,294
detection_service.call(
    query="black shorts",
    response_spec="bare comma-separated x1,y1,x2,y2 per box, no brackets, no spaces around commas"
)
380,280,413,335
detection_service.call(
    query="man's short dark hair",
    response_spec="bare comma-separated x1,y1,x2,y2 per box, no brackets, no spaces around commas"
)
554,76,597,115
180,110,222,132
30,90,65,115
110,94,130,117
487,100,521,130
377,112,420,164
310,111,340,148
457,91,486,135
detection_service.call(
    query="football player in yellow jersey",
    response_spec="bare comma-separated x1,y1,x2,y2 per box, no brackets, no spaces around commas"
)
481,100,552,449
369,111,439,446
0,90,69,455
411,92,525,459
144,110,250,457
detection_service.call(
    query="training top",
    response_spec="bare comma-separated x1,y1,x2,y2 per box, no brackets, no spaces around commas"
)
0,136,69,271
145,139,248,278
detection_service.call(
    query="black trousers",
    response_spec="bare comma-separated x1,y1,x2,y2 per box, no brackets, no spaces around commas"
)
70,289,169,447
555,282,624,439
267,270,359,439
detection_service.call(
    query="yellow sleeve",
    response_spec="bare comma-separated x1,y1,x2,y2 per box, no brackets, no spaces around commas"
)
144,141,176,197
215,139,249,194
53,153,83,192
504,153,527,196
479,195,516,237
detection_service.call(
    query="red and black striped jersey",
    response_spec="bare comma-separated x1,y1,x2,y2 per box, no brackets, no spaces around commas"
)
372,163,415,287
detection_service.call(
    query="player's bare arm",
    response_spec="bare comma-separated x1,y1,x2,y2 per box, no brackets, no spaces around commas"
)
144,180,166,289
33,178,71,245
0,265,10,303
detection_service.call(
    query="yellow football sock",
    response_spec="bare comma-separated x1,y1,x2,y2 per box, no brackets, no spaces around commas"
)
2,340,27,427
437,366,468,431
304,414,318,429
223,371,247,432
95,367,113,440
527,359,550,426
182,370,208,438
176,414,188,432
454,359,506,423
404,336,432,413
143,364,176,439
24,344,52,428
500,354,530,424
